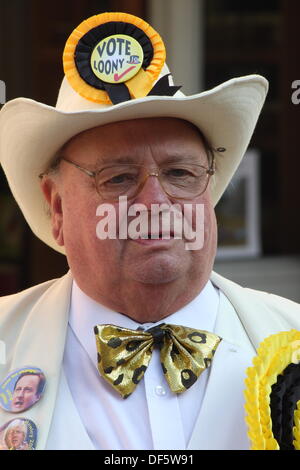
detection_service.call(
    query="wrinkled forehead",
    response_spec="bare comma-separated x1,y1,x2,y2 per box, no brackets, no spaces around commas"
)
60,117,210,165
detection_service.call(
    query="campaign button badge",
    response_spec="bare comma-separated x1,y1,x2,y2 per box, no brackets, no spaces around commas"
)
0,366,46,413
0,418,38,450
90,34,144,84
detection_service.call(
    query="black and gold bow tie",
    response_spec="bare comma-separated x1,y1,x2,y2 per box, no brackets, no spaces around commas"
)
94,323,221,398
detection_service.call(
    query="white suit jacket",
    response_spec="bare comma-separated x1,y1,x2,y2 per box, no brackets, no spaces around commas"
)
0,271,300,450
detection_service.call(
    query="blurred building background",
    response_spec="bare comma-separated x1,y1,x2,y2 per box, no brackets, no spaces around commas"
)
0,0,299,300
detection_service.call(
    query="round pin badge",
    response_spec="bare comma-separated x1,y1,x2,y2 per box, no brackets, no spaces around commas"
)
63,12,166,104
0,366,46,413
0,418,37,450
90,34,144,84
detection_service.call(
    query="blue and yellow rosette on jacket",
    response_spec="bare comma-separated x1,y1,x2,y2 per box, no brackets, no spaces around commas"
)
244,330,300,450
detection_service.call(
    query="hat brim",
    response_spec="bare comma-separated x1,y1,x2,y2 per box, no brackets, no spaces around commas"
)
0,74,268,255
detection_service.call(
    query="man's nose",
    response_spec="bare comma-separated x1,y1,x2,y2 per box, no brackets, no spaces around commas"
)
133,174,172,208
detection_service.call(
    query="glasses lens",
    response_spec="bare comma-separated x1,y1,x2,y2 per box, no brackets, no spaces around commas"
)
160,164,209,198
96,165,141,199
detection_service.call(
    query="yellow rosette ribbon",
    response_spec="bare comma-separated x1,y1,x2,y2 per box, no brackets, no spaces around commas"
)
244,329,300,450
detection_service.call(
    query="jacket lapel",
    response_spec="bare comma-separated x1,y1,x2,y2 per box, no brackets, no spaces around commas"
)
187,291,256,450
0,272,73,450
45,369,94,450
187,339,253,449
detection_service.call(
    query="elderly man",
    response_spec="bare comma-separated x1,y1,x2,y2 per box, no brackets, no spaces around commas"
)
0,12,300,451
41,118,216,321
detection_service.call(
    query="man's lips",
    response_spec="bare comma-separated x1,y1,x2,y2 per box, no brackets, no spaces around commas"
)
13,400,23,407
130,231,176,240
129,231,182,245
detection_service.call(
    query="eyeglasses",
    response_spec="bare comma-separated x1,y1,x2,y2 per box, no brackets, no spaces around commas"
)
55,157,215,201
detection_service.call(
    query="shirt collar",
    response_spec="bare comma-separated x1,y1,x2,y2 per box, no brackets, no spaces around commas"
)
69,280,219,366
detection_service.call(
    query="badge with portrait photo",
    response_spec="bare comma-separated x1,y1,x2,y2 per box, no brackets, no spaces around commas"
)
0,418,37,450
0,366,46,413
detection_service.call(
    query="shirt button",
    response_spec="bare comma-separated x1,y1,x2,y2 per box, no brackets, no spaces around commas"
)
155,385,166,396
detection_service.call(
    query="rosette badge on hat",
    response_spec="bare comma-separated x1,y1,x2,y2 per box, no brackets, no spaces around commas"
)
63,12,179,105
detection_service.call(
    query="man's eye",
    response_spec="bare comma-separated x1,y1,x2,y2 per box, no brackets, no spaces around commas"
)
107,173,136,184
165,168,194,178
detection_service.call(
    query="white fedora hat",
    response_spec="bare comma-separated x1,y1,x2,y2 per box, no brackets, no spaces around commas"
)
0,12,268,255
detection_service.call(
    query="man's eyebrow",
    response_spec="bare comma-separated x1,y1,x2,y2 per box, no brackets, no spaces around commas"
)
160,154,207,164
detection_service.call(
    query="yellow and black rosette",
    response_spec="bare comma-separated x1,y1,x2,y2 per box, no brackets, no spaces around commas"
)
244,330,300,450
63,12,178,105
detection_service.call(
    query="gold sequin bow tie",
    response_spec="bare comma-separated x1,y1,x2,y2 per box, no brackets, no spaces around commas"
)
94,323,221,398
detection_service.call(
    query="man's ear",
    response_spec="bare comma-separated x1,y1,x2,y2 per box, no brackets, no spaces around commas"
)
40,177,64,246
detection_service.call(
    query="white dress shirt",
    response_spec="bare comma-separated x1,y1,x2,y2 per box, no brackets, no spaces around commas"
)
63,280,220,450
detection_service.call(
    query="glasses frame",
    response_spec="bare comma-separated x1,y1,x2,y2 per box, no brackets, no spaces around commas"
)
45,157,215,201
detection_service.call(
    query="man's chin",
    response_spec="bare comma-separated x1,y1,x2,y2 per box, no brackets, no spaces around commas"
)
11,404,24,411
127,255,187,285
